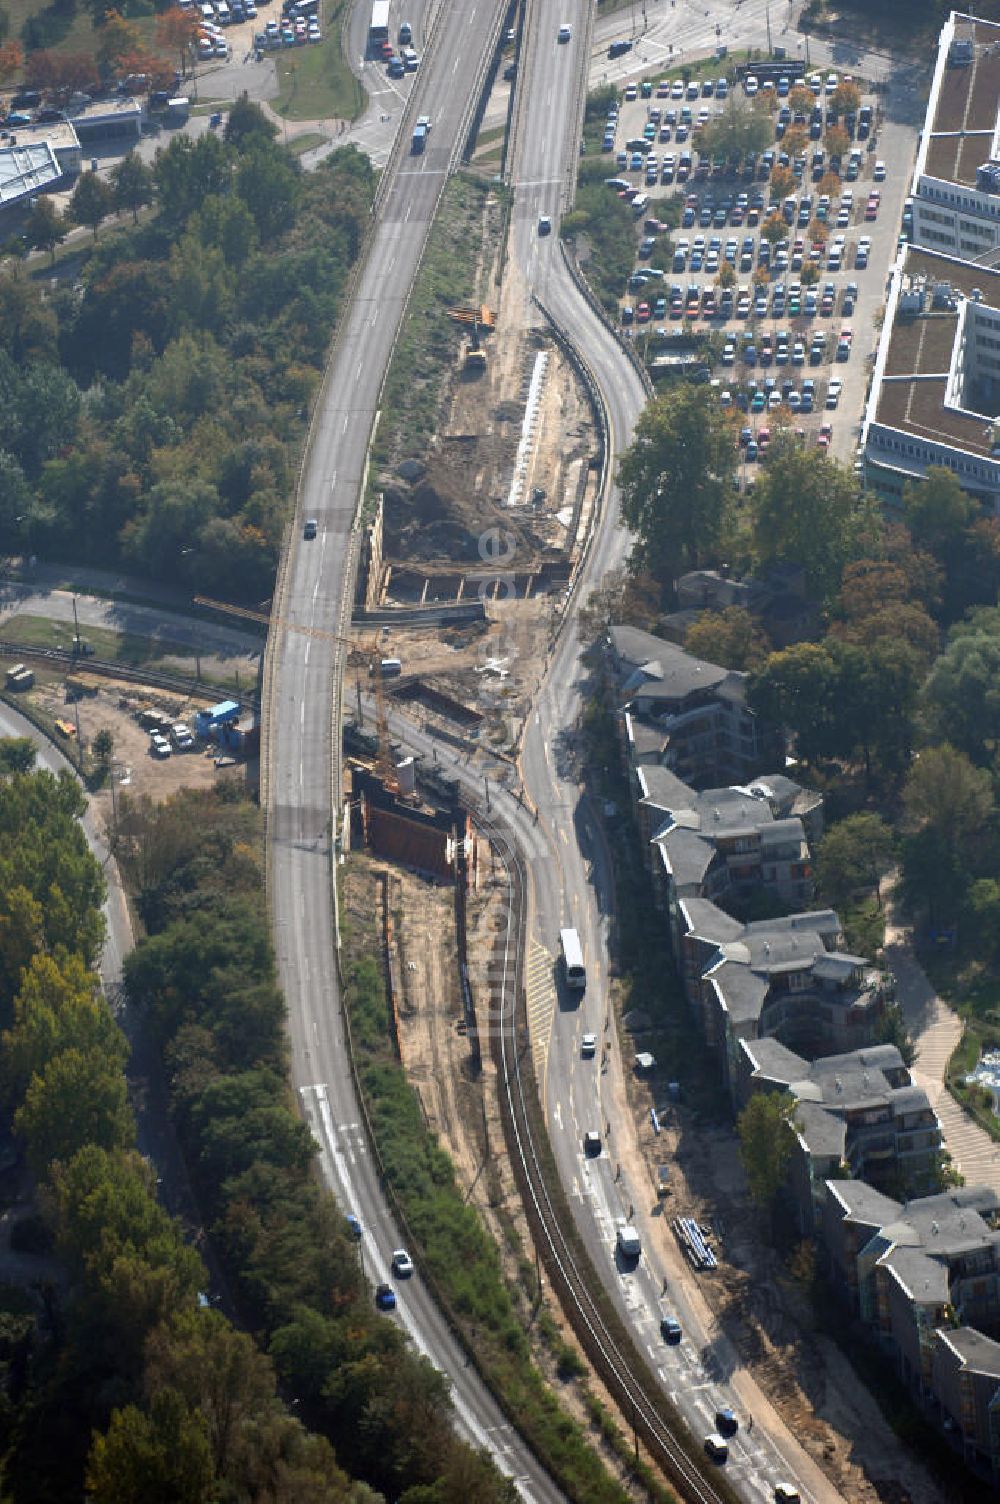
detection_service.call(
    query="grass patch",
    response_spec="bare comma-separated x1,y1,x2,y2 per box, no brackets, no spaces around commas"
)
4,0,158,60
1,612,251,696
273,0,364,122
286,130,331,154
373,171,497,465
476,122,507,147
2,612,164,666
340,876,643,1504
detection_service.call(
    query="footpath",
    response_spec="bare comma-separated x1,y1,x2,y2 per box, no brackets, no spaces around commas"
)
884,910,1000,1196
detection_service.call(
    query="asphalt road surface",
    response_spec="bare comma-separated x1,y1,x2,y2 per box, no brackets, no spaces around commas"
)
501,4,832,1500
266,0,567,1493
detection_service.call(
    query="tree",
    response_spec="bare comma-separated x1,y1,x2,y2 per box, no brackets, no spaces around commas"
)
818,171,841,200
0,451,30,548
154,133,232,225
750,438,863,602
825,124,850,159
0,268,58,363
86,1390,215,1504
749,642,841,764
922,623,1000,760
154,6,198,77
800,261,821,287
92,728,114,769
0,39,22,83
700,97,773,160
716,261,736,288
95,10,145,75
902,743,994,846
903,465,975,555
617,383,735,579
760,212,786,246
69,170,115,239
738,1092,797,1213
15,1046,133,1178
235,144,299,243
789,85,813,114
23,197,65,265
832,80,862,115
808,216,828,245
685,607,771,671
110,151,154,224
223,92,278,151
769,164,795,200
816,814,895,911
783,124,808,158
0,738,35,776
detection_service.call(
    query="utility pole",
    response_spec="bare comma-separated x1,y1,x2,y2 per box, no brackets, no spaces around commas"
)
72,592,80,652
766,1,772,55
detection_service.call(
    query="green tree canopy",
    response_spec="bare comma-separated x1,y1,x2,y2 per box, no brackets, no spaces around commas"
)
737,1092,798,1210
617,383,735,579
902,742,994,846
815,814,895,912
23,195,66,264
700,97,773,159
0,736,35,775
684,606,771,671
86,1388,215,1504
110,150,155,224
750,438,867,602
15,1045,134,1177
68,170,115,239
922,620,1000,761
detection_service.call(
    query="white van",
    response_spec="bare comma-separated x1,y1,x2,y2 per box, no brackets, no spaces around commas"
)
215,0,231,22
631,192,649,217
402,46,419,70
616,1221,641,1259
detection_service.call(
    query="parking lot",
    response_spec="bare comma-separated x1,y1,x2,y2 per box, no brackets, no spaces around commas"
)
600,61,916,467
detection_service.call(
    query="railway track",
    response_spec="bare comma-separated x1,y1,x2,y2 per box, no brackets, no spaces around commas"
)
474,799,739,1504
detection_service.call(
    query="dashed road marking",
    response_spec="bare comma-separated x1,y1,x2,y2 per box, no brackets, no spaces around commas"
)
525,940,556,1092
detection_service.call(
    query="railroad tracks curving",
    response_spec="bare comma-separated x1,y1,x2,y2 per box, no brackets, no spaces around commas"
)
473,799,739,1504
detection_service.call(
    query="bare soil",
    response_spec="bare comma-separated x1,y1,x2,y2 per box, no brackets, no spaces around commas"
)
382,857,660,1492
19,667,246,836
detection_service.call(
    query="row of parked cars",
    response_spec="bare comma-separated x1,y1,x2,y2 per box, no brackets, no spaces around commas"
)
723,374,843,414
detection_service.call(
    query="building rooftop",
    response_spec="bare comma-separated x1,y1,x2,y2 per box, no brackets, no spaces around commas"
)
794,1098,848,1160
917,14,1000,190
636,762,694,809
826,1178,904,1229
608,625,733,704
0,139,59,207
870,246,1000,461
879,1243,951,1305
937,1325,1000,1379
679,895,746,946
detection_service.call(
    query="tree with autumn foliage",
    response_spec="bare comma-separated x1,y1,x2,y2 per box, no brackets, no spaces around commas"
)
155,6,199,78
0,39,23,86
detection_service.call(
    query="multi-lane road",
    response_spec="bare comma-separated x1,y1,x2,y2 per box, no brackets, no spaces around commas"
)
265,0,573,1496
265,0,863,1499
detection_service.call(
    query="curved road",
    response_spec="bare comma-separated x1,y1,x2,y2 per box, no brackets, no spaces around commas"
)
497,2,840,1501
266,1,566,1496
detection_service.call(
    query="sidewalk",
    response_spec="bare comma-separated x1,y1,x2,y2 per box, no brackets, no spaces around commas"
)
884,916,1000,1195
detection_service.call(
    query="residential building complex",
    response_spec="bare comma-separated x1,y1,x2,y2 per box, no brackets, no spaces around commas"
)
609,625,785,788
823,1181,1000,1479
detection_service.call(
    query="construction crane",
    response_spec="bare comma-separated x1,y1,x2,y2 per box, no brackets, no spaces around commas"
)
194,595,400,794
